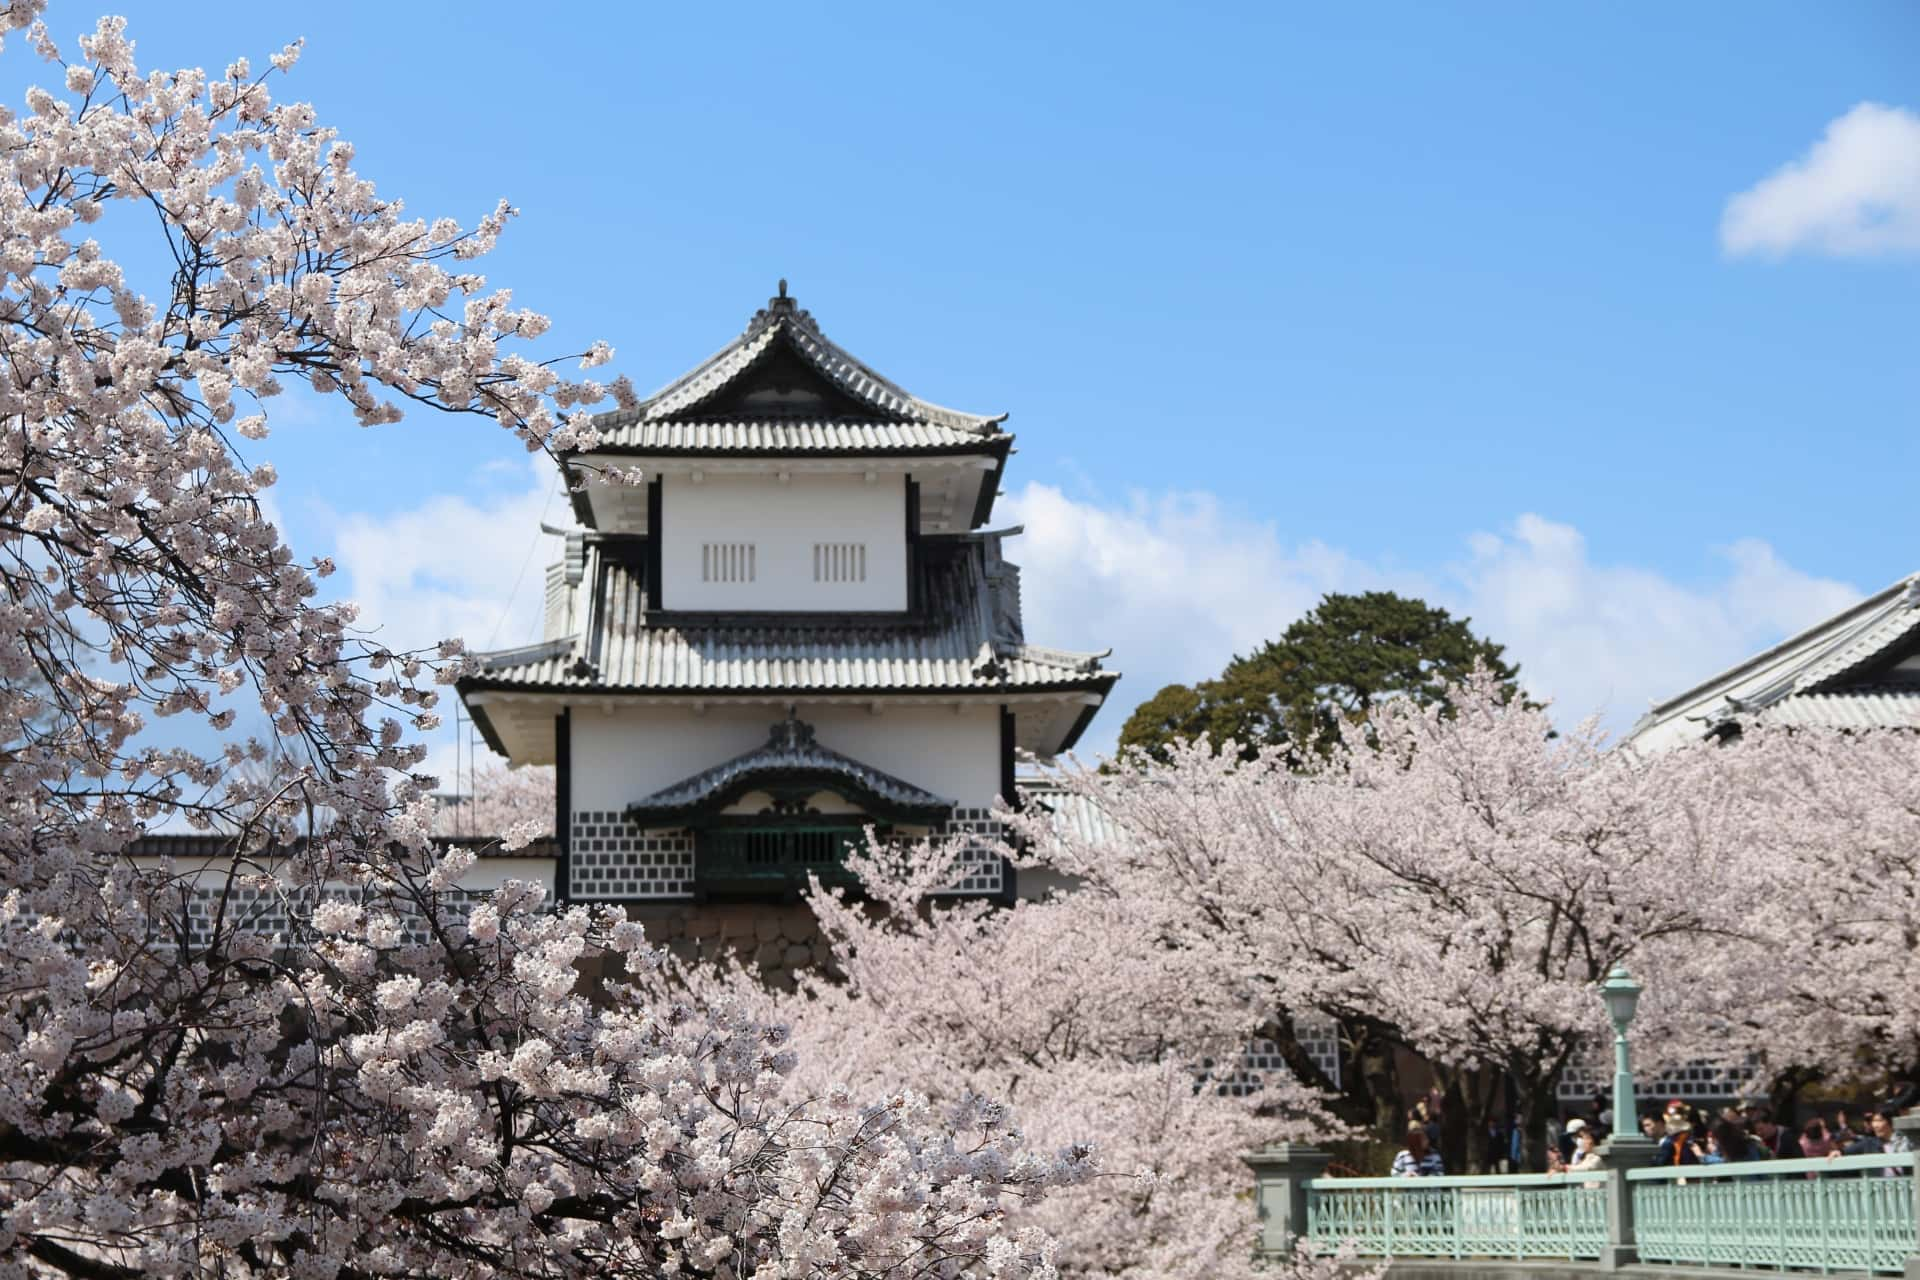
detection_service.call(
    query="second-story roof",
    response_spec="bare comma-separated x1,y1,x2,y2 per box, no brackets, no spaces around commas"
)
460,531,1118,761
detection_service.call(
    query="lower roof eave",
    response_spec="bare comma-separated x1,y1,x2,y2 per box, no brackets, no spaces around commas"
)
457,675,1118,704
1056,696,1109,754
465,701,513,759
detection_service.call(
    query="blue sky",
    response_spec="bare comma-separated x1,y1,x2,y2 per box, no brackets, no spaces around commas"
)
42,1,1920,770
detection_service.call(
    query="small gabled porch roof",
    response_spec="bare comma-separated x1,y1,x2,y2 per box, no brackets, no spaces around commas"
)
625,714,955,826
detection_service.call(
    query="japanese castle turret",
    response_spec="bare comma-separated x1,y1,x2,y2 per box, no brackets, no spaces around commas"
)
457,284,1119,917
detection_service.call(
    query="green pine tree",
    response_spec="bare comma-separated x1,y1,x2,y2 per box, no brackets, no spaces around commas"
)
1117,590,1528,765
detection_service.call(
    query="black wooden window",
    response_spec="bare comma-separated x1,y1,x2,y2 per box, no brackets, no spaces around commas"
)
694,822,877,897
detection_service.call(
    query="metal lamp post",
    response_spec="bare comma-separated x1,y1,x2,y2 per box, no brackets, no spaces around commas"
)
1594,963,1651,1269
1600,963,1643,1129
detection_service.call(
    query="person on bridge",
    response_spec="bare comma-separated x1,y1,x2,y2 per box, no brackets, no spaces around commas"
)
1655,1102,1702,1167
1566,1124,1603,1172
1703,1118,1764,1165
1390,1124,1445,1177
1745,1105,1801,1160
1832,1109,1914,1177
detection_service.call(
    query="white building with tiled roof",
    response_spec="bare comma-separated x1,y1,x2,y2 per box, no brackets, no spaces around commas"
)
1624,570,1920,753
457,284,1118,909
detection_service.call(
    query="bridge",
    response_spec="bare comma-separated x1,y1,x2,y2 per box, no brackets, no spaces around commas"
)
1247,968,1920,1279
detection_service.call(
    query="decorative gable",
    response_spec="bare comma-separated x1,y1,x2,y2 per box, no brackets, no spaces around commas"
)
677,338,881,422
626,714,956,827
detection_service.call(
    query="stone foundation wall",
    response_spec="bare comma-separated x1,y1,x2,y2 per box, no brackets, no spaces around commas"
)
624,903,834,990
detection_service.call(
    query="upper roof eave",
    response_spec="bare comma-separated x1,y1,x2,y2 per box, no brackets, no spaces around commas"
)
562,432,1012,463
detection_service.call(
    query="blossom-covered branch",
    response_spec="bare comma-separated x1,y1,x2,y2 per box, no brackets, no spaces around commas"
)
0,9,1079,1276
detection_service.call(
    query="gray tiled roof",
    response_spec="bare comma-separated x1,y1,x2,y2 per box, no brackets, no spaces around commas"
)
1018,780,1122,847
627,715,954,823
1790,582,1920,692
1754,688,1920,731
589,418,993,455
463,536,1115,697
126,833,558,862
1627,572,1920,748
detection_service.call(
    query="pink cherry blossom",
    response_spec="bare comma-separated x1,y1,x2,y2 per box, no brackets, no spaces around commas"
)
0,10,1083,1276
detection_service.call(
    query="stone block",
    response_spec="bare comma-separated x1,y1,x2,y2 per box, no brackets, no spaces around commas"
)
783,943,812,970
754,910,786,943
720,908,757,941
753,939,784,969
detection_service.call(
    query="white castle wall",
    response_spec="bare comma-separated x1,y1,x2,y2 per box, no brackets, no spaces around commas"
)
568,701,1001,814
565,702,1007,900
659,472,908,612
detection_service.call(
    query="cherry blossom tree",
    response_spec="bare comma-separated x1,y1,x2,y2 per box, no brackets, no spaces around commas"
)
0,10,1083,1276
1689,723,1920,1100
1007,675,1767,1173
434,759,554,843
714,840,1341,1280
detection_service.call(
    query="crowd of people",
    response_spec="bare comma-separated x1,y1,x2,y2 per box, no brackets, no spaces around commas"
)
1387,1088,1915,1178
1625,1097,1914,1176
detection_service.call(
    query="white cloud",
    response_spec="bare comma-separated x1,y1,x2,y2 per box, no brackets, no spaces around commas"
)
328,458,564,656
1721,102,1920,258
1000,483,1862,752
322,458,566,791
1450,516,1860,733
1000,481,1395,706
327,471,1864,772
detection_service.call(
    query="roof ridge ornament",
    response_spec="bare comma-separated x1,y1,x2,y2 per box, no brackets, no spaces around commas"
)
770,709,816,751
746,277,815,338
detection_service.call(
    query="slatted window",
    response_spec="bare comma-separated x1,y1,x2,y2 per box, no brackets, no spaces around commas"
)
701,542,756,583
813,542,867,583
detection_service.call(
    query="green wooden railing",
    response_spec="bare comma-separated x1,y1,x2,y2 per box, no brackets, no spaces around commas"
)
1628,1153,1918,1275
1307,1173,1609,1260
693,823,866,895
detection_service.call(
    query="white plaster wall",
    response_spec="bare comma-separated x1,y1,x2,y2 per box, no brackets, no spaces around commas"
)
569,702,1002,814
1622,714,1705,756
128,857,557,896
660,473,907,611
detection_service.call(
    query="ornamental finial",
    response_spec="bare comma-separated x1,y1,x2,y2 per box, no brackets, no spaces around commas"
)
748,280,808,334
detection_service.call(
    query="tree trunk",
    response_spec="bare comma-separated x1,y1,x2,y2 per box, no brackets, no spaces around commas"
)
1514,1076,1555,1173
1438,1075,1470,1173
1357,1030,1403,1144
1434,1065,1501,1173
1256,1011,1389,1134
1767,1064,1823,1123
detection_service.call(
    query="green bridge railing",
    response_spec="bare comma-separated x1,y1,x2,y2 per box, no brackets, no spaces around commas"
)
1629,1152,1917,1274
1250,1137,1920,1277
1308,1172,1608,1260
